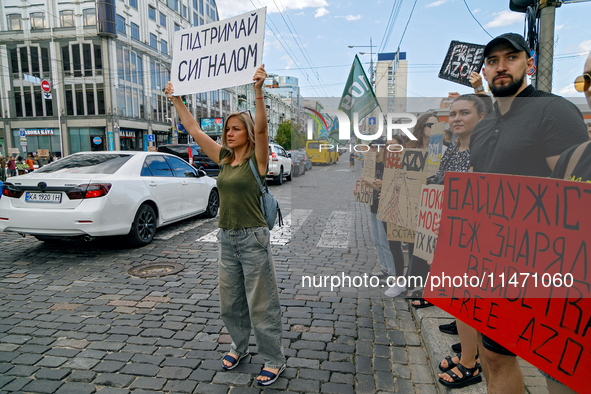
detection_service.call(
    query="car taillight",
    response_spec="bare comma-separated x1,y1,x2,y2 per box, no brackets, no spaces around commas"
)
189,148,193,165
2,184,23,199
66,184,112,200
272,152,278,161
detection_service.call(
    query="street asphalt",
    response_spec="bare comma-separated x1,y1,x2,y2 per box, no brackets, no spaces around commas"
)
0,157,548,394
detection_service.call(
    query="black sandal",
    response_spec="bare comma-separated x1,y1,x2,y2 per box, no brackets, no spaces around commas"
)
439,362,482,388
406,289,423,300
411,298,433,308
439,320,458,335
451,342,462,353
439,353,461,372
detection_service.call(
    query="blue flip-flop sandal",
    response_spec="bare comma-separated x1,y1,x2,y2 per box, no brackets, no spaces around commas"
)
221,352,249,370
257,365,286,386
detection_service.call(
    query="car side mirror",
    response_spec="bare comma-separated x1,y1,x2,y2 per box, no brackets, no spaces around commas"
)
197,167,207,177
288,152,291,157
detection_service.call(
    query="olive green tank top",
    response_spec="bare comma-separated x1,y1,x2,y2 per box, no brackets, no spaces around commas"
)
217,148,267,229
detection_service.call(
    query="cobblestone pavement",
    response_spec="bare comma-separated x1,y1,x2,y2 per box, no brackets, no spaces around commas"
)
0,159,540,394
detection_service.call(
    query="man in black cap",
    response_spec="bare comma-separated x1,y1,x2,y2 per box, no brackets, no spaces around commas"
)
469,33,588,394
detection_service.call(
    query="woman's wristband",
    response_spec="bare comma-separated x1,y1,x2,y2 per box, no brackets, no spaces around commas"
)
256,97,264,99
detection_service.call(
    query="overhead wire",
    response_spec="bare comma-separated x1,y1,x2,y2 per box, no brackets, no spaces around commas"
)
462,0,493,39
272,0,331,96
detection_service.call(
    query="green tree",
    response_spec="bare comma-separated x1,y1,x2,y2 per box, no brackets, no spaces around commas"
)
275,120,306,151
275,121,292,150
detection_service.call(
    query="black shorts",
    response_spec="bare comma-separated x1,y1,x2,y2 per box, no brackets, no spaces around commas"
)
481,334,516,356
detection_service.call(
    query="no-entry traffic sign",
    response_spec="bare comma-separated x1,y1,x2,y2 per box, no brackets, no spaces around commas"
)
41,80,51,93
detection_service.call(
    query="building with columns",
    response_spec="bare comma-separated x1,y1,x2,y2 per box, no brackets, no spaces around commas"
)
0,0,237,158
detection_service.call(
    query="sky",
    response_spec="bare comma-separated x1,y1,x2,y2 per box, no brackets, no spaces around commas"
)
215,0,591,102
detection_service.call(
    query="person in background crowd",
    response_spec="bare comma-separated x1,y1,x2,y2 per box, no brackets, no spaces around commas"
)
26,155,36,173
0,155,6,182
586,122,591,139
165,65,286,387
384,135,409,281
406,112,439,149
356,139,397,283
7,156,16,177
386,113,439,299
469,33,588,394
349,150,356,170
536,50,591,394
16,156,28,176
433,94,486,389
442,129,453,148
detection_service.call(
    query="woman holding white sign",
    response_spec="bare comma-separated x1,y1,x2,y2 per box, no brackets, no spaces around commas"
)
165,65,286,386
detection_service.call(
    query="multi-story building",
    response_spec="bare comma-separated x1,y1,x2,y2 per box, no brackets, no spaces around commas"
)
374,51,408,114
0,0,235,158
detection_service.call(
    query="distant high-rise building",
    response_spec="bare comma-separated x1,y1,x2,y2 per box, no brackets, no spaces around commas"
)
374,52,408,114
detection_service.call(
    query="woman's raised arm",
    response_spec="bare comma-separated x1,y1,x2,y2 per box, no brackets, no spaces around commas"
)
252,65,269,175
165,82,222,164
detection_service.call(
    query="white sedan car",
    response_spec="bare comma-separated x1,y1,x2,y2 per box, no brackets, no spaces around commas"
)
0,151,218,246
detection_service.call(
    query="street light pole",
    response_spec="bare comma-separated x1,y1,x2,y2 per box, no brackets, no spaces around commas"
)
348,38,377,88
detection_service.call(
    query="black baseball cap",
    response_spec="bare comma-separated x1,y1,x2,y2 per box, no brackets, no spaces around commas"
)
483,33,530,58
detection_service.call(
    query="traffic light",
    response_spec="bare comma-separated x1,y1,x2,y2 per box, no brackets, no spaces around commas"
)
181,95,187,105
509,0,535,12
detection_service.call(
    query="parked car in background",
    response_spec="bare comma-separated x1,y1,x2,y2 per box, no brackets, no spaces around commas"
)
302,152,313,171
268,143,292,184
0,152,218,246
157,144,220,176
289,151,304,177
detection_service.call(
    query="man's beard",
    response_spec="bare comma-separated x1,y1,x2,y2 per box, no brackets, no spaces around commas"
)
490,71,526,97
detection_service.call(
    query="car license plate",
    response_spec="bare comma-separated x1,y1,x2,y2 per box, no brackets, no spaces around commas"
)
25,192,62,204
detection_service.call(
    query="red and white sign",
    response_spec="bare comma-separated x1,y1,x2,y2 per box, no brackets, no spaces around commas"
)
41,80,51,93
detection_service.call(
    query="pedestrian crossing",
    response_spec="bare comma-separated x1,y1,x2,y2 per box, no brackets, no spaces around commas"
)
194,209,353,248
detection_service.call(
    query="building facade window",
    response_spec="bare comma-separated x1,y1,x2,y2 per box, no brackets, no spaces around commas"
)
62,41,103,79
130,0,138,10
60,10,75,27
7,14,23,30
10,45,54,118
116,15,126,35
161,39,167,55
200,0,204,14
167,0,179,11
174,23,180,32
193,13,198,27
116,45,145,119
159,12,166,27
69,128,106,154
30,12,46,29
182,4,187,18
83,9,96,25
131,22,139,40
149,6,156,20
150,33,157,49
150,58,170,123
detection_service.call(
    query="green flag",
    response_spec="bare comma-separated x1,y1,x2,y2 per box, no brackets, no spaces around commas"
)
338,55,380,137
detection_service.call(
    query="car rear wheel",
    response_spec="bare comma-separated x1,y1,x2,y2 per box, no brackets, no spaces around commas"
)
202,189,219,218
286,167,292,181
275,168,284,184
127,204,156,247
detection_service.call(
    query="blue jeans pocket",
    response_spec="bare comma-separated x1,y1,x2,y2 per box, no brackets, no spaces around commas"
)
252,228,269,249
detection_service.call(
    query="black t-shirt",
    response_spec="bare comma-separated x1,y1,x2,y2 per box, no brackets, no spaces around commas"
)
370,161,384,214
550,141,591,182
470,85,588,177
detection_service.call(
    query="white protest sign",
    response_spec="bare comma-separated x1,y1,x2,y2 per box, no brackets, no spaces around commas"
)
171,8,266,96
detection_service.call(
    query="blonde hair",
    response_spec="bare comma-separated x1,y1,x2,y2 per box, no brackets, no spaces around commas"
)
220,111,257,165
